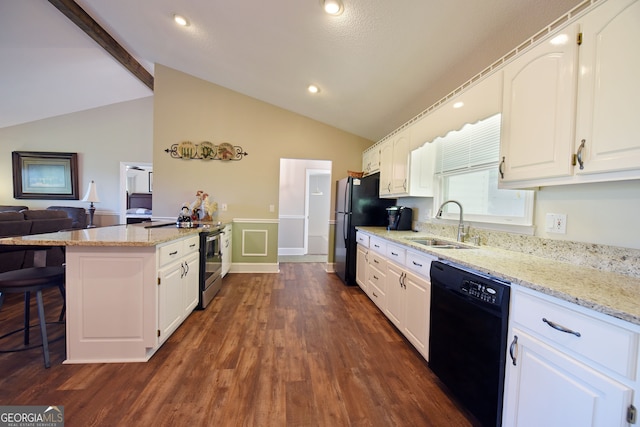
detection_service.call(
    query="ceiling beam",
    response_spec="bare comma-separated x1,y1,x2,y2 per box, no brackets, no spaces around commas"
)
47,0,154,90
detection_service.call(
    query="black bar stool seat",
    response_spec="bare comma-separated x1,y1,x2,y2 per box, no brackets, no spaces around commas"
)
0,267,65,368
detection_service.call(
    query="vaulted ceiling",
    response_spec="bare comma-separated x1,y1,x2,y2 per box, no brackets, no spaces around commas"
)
0,0,583,141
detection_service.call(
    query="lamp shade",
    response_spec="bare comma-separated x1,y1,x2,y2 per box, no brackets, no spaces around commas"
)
82,180,100,203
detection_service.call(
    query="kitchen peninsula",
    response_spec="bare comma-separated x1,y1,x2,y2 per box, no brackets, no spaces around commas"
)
0,224,202,364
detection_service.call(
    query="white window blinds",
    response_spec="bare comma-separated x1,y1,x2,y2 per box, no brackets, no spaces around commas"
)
434,113,501,174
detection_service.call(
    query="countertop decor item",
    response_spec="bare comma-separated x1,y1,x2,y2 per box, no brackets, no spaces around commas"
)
82,180,100,228
165,141,248,161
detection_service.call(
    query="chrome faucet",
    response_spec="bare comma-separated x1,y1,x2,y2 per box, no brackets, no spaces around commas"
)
436,200,467,242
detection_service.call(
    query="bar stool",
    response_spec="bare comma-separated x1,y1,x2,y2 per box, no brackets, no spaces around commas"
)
0,266,65,368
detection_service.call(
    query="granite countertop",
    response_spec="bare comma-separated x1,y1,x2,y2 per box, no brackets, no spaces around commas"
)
0,222,203,247
357,227,640,327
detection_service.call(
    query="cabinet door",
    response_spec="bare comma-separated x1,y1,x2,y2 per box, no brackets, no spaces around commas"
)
183,252,200,316
222,225,232,277
355,244,368,292
575,0,640,175
402,271,430,359
385,262,404,328
391,133,410,194
500,25,578,182
503,329,633,427
158,261,184,342
379,141,393,196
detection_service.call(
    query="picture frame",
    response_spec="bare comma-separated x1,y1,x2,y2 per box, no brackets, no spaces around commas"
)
12,151,79,200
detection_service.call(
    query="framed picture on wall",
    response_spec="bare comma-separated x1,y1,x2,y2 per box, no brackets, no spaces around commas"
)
12,151,79,200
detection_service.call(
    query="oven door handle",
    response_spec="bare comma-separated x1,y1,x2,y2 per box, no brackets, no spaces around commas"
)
206,234,221,242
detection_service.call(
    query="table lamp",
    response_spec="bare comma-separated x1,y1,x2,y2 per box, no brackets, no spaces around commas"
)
82,180,100,228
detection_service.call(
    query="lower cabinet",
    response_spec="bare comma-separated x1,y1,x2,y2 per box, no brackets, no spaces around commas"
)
157,234,200,344
503,285,638,426
387,259,432,359
367,251,387,311
357,232,435,360
356,243,369,292
221,224,232,277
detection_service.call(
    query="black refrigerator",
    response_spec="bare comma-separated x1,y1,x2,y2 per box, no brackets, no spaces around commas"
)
334,173,396,285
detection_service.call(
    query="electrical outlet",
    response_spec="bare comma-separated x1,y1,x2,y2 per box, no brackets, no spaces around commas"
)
221,203,228,212
545,213,567,234
269,204,275,213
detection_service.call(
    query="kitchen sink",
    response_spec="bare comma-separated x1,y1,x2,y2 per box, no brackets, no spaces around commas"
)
406,238,477,249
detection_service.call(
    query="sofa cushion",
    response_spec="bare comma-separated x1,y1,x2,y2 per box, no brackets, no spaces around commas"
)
0,212,26,222
22,209,69,220
47,206,87,229
0,205,28,212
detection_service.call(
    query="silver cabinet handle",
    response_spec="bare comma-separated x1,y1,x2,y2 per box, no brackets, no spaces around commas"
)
542,318,581,337
509,335,518,366
576,139,586,170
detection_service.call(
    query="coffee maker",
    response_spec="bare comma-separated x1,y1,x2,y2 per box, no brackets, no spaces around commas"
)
386,206,412,230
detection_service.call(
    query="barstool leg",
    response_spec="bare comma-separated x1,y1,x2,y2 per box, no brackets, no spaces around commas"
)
58,284,66,322
24,291,31,345
35,290,50,368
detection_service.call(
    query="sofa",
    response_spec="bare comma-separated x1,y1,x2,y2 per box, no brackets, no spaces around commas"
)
0,207,87,273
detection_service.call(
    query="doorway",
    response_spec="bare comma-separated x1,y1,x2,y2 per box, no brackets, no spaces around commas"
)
278,159,332,261
119,161,152,224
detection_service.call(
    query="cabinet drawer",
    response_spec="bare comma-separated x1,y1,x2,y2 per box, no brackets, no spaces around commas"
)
356,231,370,248
369,237,387,255
386,243,406,264
158,240,183,267
512,289,638,379
183,235,200,255
369,261,386,293
405,250,436,278
369,252,387,271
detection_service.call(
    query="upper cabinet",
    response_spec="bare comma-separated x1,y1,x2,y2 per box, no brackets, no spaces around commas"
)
574,0,640,175
362,144,381,175
500,25,578,183
500,0,640,188
378,128,436,198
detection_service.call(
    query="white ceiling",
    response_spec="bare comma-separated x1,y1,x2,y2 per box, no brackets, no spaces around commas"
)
0,0,583,141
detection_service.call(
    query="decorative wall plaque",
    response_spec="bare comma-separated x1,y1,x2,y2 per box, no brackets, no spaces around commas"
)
165,141,248,161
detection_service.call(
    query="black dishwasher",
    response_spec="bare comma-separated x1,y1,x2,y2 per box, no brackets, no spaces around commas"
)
429,260,510,427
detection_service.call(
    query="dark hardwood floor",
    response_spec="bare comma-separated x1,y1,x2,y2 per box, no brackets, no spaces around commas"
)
0,263,476,426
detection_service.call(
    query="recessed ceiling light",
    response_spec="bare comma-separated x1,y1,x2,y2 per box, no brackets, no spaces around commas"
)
323,0,344,16
308,85,320,94
174,14,190,27
453,101,464,109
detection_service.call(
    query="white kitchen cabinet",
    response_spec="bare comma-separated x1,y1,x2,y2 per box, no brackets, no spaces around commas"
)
64,232,200,363
500,0,640,188
385,251,434,360
356,243,369,292
378,140,393,196
367,251,387,311
221,224,232,277
359,232,435,360
503,285,638,427
362,144,380,175
574,0,640,176
500,24,578,183
379,128,436,198
157,235,200,344
391,131,410,194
